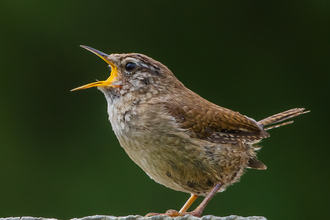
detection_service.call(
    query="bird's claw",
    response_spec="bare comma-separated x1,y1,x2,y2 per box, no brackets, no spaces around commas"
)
145,209,201,217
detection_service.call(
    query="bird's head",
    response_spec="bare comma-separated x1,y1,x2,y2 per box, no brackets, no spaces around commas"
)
71,46,182,100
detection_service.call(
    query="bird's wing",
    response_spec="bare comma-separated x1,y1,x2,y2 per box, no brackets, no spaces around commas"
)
164,91,269,144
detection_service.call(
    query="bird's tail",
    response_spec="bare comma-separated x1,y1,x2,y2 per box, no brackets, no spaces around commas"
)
258,108,309,131
248,108,309,170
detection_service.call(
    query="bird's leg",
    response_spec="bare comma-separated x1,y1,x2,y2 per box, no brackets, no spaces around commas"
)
146,183,222,217
145,194,198,217
161,194,199,217
188,183,222,217
179,194,199,213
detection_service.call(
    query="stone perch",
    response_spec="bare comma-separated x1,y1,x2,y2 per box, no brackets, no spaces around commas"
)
0,214,267,220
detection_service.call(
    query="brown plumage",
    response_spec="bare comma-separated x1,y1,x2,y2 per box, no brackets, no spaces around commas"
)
72,46,309,217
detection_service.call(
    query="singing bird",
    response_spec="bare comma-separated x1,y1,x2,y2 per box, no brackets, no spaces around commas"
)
72,45,308,217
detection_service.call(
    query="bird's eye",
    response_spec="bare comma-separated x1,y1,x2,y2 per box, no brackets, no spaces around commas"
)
125,62,136,72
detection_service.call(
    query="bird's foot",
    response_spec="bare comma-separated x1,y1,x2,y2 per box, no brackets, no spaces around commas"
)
145,209,201,217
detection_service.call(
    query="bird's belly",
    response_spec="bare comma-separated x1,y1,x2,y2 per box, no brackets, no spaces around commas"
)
115,129,250,196
116,131,196,193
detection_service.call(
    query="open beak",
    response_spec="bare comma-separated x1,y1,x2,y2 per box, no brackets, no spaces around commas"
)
71,45,118,91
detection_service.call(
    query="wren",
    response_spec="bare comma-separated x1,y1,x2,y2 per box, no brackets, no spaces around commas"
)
72,45,309,217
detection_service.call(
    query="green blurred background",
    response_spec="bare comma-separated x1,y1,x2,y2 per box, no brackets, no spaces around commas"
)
0,1,329,219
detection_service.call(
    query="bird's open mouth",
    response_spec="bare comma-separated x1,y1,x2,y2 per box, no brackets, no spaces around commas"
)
71,45,118,91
